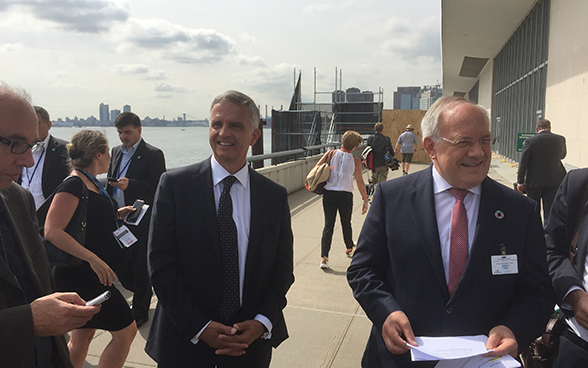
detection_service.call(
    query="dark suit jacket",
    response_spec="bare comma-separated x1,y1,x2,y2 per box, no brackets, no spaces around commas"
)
17,134,70,199
517,130,566,189
545,168,588,304
347,166,554,368
0,183,72,368
145,158,294,366
107,139,166,207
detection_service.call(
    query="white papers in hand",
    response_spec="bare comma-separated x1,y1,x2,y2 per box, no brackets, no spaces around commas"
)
434,355,521,368
409,335,491,361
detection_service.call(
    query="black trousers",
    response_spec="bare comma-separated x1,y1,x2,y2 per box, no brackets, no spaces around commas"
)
118,221,152,320
321,190,354,257
553,334,588,368
526,186,558,222
157,340,272,368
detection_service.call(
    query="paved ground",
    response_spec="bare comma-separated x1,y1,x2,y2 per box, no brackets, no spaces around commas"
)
81,154,519,367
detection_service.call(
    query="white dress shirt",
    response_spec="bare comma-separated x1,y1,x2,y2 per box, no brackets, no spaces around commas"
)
21,134,51,209
112,138,141,207
432,166,482,285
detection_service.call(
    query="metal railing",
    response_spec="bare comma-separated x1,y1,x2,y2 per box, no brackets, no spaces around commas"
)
246,143,340,164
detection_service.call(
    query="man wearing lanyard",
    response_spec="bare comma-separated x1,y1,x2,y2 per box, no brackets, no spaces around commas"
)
107,112,165,329
17,106,70,209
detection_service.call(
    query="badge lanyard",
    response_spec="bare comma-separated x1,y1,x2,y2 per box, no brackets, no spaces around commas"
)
23,148,45,187
75,167,118,225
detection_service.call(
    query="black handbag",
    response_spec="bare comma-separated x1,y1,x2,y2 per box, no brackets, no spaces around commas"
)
36,176,89,268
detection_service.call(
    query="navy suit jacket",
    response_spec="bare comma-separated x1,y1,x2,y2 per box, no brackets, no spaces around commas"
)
348,166,554,368
517,130,566,189
545,168,588,304
0,183,72,367
145,158,294,366
107,139,166,207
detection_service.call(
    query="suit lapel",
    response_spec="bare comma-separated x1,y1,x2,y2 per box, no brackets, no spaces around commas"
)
126,140,146,178
111,146,123,177
197,160,221,261
244,169,263,283
0,191,44,293
41,136,56,179
410,167,448,295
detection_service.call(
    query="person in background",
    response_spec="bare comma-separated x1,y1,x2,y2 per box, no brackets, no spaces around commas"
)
395,124,418,176
318,130,369,269
44,130,137,368
348,96,553,368
17,105,70,209
0,84,98,367
545,168,588,367
146,90,294,367
517,118,566,222
107,112,166,329
366,122,393,187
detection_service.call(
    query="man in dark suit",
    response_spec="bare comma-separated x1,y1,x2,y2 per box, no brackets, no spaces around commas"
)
0,84,98,367
546,168,588,367
517,118,567,221
146,90,294,367
17,105,70,209
107,112,166,328
348,96,554,368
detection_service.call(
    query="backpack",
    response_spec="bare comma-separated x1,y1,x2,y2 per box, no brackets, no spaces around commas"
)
361,146,374,170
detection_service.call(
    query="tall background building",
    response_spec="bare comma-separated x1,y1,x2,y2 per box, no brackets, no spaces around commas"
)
393,86,442,110
123,104,131,113
99,103,109,123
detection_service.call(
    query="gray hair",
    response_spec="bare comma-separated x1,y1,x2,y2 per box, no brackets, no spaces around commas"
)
210,90,260,131
420,96,489,143
0,82,32,103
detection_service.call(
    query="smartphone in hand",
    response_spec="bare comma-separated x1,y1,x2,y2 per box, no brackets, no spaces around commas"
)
125,199,144,223
86,291,111,306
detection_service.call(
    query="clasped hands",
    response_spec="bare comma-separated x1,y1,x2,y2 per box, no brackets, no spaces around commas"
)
382,311,518,358
200,319,265,356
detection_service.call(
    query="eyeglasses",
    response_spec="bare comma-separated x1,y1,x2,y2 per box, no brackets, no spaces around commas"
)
441,136,495,149
0,135,40,154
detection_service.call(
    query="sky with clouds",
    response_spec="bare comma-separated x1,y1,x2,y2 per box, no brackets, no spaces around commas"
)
0,0,441,121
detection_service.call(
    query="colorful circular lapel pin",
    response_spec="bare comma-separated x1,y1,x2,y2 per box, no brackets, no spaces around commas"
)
495,210,504,219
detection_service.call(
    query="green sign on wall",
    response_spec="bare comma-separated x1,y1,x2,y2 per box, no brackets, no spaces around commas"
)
517,133,536,152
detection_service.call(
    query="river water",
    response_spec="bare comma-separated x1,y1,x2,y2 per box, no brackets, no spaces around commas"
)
51,126,272,170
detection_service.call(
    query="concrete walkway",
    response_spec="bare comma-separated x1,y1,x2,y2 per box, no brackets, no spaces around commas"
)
81,155,519,367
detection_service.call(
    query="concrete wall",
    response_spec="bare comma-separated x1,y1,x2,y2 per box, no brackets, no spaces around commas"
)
545,0,588,168
257,155,322,194
477,59,494,115
381,109,431,164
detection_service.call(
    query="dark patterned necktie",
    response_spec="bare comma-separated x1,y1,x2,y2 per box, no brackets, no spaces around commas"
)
448,188,469,296
218,175,240,321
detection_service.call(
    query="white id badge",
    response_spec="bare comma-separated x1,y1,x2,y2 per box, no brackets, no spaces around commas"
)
113,225,138,248
491,255,518,275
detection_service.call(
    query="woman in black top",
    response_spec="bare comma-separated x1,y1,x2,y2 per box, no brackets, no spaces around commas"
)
44,130,137,368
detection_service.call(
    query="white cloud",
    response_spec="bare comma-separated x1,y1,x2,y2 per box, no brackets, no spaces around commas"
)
238,63,301,100
380,17,440,61
153,82,190,93
113,64,167,80
236,55,266,67
3,0,130,33
0,43,23,52
124,18,235,64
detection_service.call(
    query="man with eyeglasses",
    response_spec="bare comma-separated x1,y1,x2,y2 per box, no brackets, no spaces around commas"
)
517,118,567,222
348,96,553,368
0,85,98,367
16,105,70,209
